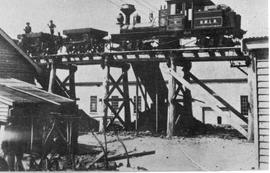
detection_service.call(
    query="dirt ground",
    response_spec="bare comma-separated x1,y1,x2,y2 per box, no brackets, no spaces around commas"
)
78,132,256,171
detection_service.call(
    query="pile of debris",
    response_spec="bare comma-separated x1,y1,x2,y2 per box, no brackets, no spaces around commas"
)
74,131,155,171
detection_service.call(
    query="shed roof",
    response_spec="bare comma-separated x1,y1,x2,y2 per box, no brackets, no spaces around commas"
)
243,36,268,50
0,28,42,74
0,78,74,106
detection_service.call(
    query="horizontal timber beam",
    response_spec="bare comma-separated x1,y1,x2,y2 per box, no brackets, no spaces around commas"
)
107,47,244,55
65,78,248,87
31,47,249,65
107,60,130,69
32,56,248,65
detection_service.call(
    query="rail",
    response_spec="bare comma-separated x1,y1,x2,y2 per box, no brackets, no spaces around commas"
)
31,47,249,65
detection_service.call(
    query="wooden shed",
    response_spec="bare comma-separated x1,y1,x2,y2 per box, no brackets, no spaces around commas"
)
244,37,269,170
0,28,41,84
0,28,78,170
0,78,77,170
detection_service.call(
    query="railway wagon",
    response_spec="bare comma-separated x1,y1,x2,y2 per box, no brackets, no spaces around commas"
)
17,32,59,56
63,28,108,54
17,28,108,56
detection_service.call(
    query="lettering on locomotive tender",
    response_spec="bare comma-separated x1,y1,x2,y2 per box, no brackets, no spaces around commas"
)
194,17,223,28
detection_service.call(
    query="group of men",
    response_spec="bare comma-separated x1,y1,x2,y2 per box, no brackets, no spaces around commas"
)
24,20,56,35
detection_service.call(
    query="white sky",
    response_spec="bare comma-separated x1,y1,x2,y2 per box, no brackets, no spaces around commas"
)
0,0,268,38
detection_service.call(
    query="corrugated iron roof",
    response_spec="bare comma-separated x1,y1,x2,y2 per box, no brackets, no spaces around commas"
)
244,36,268,42
243,36,268,50
0,85,42,104
0,78,74,106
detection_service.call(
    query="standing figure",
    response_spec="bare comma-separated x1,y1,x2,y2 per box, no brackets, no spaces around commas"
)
149,12,154,23
24,22,32,34
48,20,56,35
1,123,25,171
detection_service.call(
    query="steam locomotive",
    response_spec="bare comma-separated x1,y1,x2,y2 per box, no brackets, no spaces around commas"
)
17,0,245,56
111,0,246,50
17,28,108,56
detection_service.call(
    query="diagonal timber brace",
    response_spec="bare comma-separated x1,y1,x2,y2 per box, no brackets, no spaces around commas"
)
166,68,248,138
46,62,77,100
102,59,131,130
187,72,248,123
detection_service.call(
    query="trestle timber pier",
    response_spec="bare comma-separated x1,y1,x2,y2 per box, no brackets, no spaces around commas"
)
31,46,252,139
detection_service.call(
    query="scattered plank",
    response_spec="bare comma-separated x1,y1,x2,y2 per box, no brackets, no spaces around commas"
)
86,152,105,169
104,150,155,162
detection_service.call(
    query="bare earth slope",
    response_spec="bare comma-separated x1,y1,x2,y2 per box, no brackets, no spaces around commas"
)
78,133,256,171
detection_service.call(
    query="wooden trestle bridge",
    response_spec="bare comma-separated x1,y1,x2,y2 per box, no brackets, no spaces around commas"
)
32,46,253,139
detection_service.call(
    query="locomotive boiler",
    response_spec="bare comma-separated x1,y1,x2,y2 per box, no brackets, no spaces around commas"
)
111,0,246,50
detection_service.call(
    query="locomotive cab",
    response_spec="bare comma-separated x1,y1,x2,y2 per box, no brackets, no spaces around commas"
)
166,0,192,31
165,0,215,31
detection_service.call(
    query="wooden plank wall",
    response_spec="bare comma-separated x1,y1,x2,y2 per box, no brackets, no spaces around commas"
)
0,35,35,84
257,57,269,170
0,103,8,122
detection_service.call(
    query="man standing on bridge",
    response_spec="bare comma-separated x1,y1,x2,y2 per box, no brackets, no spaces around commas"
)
48,20,56,36
24,22,32,34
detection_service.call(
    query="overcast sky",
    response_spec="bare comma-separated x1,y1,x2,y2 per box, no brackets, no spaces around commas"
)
0,0,268,38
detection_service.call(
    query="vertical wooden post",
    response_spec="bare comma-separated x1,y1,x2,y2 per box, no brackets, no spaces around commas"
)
167,55,176,138
69,65,76,100
122,66,131,130
69,120,75,169
48,62,56,93
30,116,34,151
248,55,257,142
202,107,205,124
101,58,109,169
155,68,159,133
66,120,70,153
182,62,194,129
145,86,148,110
135,76,139,132
101,60,110,132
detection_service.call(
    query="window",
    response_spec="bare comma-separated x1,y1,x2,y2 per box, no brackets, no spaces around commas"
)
111,96,119,114
240,95,249,116
90,96,97,112
217,116,222,125
170,4,176,15
134,96,142,113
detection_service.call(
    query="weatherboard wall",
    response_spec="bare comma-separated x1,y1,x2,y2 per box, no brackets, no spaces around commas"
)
256,50,269,170
0,103,9,122
0,35,35,84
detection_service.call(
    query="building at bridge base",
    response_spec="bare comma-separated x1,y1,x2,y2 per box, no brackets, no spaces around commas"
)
244,37,269,170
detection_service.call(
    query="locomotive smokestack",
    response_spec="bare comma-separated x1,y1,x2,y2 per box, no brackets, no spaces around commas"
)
120,4,136,25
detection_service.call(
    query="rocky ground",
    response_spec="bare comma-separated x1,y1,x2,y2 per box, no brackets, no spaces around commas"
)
78,131,256,171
